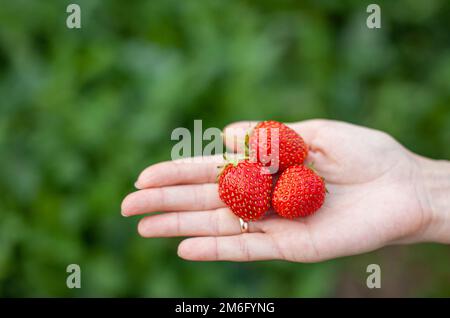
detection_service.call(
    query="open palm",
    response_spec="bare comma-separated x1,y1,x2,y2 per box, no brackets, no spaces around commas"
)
121,120,432,262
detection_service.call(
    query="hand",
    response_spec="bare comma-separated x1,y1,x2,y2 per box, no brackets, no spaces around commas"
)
121,119,449,262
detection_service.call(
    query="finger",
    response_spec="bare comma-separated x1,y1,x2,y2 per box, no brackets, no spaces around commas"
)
121,184,224,216
288,119,328,147
137,207,268,237
289,119,337,168
177,234,284,261
135,155,223,189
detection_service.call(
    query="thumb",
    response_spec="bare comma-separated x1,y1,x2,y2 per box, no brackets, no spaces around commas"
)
223,121,258,153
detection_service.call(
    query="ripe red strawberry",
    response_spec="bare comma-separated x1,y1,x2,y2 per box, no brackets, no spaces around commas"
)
249,121,308,174
218,160,272,221
272,165,326,219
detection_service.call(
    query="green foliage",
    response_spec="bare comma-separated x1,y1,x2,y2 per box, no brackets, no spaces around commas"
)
0,0,449,297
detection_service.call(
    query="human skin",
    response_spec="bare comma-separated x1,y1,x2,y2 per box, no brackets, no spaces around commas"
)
121,119,450,262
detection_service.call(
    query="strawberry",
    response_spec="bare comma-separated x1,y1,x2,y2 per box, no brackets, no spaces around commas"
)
272,165,326,219
249,121,308,174
218,160,272,221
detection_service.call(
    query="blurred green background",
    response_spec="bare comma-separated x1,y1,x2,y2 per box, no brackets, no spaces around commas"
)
1,0,449,297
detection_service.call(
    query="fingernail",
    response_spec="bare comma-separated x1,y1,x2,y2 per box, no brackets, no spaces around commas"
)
121,202,129,217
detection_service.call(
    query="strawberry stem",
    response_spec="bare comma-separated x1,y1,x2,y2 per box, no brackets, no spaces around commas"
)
307,161,317,172
244,132,250,160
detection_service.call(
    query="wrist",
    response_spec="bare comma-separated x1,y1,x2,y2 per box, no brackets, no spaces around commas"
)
416,156,450,244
